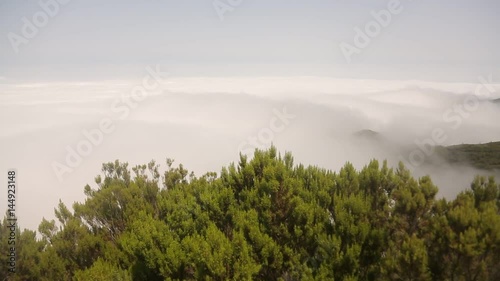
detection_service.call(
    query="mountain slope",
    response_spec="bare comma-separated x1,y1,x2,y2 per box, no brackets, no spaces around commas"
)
436,141,500,170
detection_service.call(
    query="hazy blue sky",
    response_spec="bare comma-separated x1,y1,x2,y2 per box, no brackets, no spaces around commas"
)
1,0,499,81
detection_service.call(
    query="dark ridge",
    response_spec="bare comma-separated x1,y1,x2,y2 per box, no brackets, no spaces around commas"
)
352,129,379,139
435,141,500,170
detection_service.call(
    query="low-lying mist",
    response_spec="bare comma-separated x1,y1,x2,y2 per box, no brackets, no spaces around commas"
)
1,76,500,230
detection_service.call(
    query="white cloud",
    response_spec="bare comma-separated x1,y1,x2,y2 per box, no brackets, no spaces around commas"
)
1,76,500,230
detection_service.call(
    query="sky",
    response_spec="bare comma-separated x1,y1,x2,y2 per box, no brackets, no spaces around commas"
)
0,0,499,230
0,0,499,80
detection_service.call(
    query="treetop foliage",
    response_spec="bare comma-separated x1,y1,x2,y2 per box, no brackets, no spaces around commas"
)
1,146,499,280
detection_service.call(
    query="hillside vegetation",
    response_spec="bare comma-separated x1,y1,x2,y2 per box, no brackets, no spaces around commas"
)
352,129,500,171
436,141,500,170
1,147,500,280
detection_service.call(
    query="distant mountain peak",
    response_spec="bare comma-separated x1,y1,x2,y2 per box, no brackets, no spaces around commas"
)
352,129,379,139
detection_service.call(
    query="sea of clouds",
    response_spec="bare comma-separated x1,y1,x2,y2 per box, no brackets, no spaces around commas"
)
1,76,500,230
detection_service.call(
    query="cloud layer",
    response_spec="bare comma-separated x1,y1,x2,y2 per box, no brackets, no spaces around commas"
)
1,76,500,230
